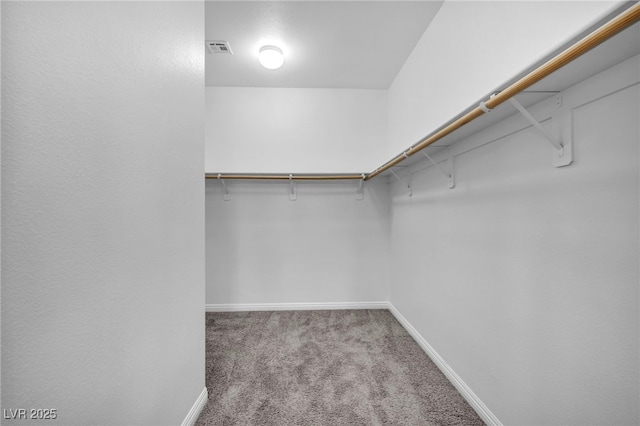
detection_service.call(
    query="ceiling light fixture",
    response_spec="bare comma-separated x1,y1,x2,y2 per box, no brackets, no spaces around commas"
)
258,46,284,70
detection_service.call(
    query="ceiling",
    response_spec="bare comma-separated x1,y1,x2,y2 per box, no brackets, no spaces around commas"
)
204,1,444,89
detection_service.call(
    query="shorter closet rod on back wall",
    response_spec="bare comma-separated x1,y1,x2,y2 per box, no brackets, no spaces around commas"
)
206,2,640,183
206,173,365,181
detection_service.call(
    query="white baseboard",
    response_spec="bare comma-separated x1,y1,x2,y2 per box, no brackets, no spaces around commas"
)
205,301,389,312
387,303,502,426
181,387,208,426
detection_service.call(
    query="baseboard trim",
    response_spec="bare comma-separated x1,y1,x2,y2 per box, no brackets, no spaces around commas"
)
181,387,208,426
205,301,389,312
387,303,503,426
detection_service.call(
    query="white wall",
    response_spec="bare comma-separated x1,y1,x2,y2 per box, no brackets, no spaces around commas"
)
205,179,390,306
388,56,639,425
387,1,626,158
205,87,389,305
1,2,205,425
0,0,3,407
206,87,387,173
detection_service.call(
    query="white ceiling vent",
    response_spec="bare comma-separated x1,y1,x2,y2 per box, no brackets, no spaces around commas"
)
206,40,233,55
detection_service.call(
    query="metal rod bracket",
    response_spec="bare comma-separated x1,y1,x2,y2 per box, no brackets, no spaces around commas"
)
356,174,365,201
552,108,573,167
421,149,455,189
217,174,230,201
390,169,412,197
447,149,455,189
509,97,563,151
509,97,572,167
289,174,297,201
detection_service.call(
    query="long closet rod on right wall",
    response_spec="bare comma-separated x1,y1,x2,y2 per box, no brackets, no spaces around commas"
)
365,1,640,181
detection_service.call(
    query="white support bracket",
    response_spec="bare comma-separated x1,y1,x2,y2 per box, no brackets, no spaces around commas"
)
509,97,572,167
217,174,230,201
289,174,297,201
421,149,455,189
390,168,412,197
356,174,365,201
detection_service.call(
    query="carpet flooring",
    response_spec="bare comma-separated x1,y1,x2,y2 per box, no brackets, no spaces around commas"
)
196,310,484,426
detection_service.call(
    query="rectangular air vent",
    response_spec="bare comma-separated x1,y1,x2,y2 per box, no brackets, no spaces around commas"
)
206,40,233,55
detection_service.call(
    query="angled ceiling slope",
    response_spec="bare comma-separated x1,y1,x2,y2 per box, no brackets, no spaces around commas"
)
205,1,444,89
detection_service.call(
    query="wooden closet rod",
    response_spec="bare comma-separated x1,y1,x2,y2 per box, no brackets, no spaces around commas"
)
365,2,640,181
206,173,364,181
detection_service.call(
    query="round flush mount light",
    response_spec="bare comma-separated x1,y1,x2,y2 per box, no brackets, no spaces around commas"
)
258,46,284,70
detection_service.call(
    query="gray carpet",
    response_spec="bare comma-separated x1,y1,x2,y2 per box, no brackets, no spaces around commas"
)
196,310,484,426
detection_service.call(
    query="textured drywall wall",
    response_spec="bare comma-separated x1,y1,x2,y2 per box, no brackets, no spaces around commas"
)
205,87,387,173
387,0,626,158
388,56,639,425
206,179,390,305
1,2,205,424
0,0,3,408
